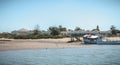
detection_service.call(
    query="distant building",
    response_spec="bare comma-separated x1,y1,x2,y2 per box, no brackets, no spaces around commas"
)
11,28,33,35
61,30,111,36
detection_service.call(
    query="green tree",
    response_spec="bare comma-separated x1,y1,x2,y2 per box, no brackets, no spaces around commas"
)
33,24,41,35
0,32,13,38
59,25,67,32
92,25,100,31
68,29,73,31
49,26,60,36
74,27,81,31
110,25,117,35
96,25,100,31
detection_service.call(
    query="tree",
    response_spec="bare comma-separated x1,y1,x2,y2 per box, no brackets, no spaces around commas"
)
59,25,67,32
96,25,100,31
74,27,81,31
0,32,13,38
111,25,116,30
92,25,100,31
49,26,60,36
33,24,41,35
68,29,73,32
110,25,117,35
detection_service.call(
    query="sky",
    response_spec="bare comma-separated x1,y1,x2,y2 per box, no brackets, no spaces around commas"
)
0,0,120,32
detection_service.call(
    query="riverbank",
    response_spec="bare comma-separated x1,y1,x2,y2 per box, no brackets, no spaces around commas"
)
0,38,86,51
0,37,120,51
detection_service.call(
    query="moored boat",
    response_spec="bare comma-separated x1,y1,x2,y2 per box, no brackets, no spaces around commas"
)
83,34,120,45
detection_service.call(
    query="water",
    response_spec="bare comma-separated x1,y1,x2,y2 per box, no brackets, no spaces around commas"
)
0,45,120,65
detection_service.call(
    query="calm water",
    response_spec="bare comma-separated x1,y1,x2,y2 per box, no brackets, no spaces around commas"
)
0,45,120,65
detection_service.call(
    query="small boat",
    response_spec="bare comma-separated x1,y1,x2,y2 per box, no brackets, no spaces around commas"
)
83,34,120,45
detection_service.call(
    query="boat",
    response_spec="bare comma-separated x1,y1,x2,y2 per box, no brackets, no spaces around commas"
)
83,34,120,45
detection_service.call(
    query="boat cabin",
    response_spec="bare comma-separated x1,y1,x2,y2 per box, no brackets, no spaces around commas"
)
83,34,102,44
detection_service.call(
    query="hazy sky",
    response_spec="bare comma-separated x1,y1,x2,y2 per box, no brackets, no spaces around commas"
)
0,0,120,32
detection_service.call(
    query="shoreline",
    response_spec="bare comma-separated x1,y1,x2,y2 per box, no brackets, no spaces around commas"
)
0,37,120,51
0,38,86,51
0,46,91,51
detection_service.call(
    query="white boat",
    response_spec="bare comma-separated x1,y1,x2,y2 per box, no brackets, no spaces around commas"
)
83,34,120,45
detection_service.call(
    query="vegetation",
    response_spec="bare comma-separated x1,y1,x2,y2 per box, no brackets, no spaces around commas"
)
59,25,67,31
110,25,117,35
96,25,100,31
0,25,120,39
103,25,119,37
0,32,13,38
92,25,100,31
33,24,41,35
74,27,82,31
48,26,60,36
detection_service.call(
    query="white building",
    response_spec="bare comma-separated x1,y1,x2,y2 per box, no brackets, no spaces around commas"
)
61,30,111,36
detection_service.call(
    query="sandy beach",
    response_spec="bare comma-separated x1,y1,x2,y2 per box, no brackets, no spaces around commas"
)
0,38,87,51
0,37,120,51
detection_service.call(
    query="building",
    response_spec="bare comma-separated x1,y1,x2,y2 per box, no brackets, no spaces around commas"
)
11,28,33,35
61,30,111,36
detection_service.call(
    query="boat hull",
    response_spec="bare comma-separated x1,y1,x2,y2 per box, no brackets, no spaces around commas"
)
84,41,97,44
97,41,120,45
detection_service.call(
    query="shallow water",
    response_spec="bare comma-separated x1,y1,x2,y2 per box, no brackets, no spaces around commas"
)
0,45,120,65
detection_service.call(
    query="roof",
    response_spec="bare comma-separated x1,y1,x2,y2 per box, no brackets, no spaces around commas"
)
83,34,98,38
18,28,29,32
